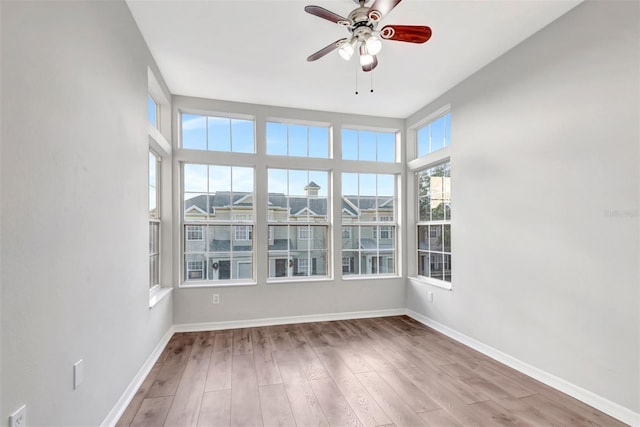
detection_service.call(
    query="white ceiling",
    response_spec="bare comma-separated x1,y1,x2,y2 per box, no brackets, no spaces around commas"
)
126,0,581,118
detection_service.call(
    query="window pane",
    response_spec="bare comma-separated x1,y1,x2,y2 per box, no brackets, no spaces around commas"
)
418,252,429,277
444,113,451,148
231,119,254,153
266,122,287,156
148,95,157,127
342,129,358,160
184,164,208,193
377,132,395,162
209,165,231,192
417,126,429,158
358,131,376,161
429,253,444,280
418,226,428,250
430,116,445,152
444,224,451,252
182,114,207,150
309,126,329,158
208,116,231,152
288,125,307,157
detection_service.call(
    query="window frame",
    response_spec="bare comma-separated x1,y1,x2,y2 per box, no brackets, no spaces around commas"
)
415,160,452,289
181,163,256,286
341,172,399,278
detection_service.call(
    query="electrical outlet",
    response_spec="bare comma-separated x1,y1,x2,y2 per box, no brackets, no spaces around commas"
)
10,405,26,427
212,294,220,304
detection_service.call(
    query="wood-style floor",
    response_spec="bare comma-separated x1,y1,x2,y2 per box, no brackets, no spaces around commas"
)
116,316,627,427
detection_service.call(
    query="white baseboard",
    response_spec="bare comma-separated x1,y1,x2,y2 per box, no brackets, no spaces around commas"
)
406,310,640,427
174,308,406,332
100,326,176,427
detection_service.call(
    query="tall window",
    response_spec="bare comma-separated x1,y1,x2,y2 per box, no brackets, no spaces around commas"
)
183,164,254,283
417,112,450,157
342,129,396,162
417,162,451,282
341,173,397,276
266,121,329,158
149,151,160,288
267,169,329,279
181,113,255,153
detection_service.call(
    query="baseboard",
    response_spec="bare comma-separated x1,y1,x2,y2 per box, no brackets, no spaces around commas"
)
406,310,640,427
174,308,406,332
100,325,175,427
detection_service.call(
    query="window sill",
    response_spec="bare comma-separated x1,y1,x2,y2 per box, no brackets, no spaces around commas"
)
408,276,452,290
342,274,401,281
149,286,173,308
179,280,257,289
266,277,333,285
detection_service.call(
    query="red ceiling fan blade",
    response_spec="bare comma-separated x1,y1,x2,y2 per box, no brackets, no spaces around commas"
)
307,38,348,62
367,0,402,21
380,25,432,44
305,5,350,25
362,55,378,72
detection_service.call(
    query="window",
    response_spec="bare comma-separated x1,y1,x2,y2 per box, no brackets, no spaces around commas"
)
267,169,329,279
342,129,396,162
183,164,254,283
298,227,312,240
342,227,351,239
417,161,451,283
266,121,329,158
149,151,160,289
234,214,252,241
417,112,450,157
186,225,203,241
341,173,397,276
181,113,254,153
148,95,158,129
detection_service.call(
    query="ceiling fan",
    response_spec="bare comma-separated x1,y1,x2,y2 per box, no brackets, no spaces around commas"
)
305,0,432,72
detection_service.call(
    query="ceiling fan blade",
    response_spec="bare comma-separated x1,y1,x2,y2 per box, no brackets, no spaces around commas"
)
305,5,350,25
368,0,402,21
307,38,348,62
362,55,378,72
380,25,432,44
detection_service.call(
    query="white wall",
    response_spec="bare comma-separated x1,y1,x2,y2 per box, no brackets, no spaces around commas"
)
406,0,639,415
172,96,407,325
1,1,173,425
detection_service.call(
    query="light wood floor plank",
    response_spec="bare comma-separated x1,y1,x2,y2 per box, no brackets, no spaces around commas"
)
309,377,364,427
258,383,296,426
251,328,282,386
230,354,262,426
376,369,439,413
355,371,428,427
129,396,172,427
198,390,231,427
147,334,195,398
164,331,214,427
116,363,163,427
419,409,464,427
284,381,330,427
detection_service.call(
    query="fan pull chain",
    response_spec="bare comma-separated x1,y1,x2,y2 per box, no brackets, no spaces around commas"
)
355,64,359,95
370,69,374,93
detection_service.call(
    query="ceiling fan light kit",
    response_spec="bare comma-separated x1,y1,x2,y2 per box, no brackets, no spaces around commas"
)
305,0,432,72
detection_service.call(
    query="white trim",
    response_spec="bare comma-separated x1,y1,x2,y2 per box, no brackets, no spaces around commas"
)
405,310,640,427
100,326,175,427
174,308,406,333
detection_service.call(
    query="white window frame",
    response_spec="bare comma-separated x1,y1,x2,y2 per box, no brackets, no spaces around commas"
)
341,128,398,163
415,161,452,288
342,227,352,239
174,98,404,287
266,120,330,158
182,164,255,286
341,172,399,278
